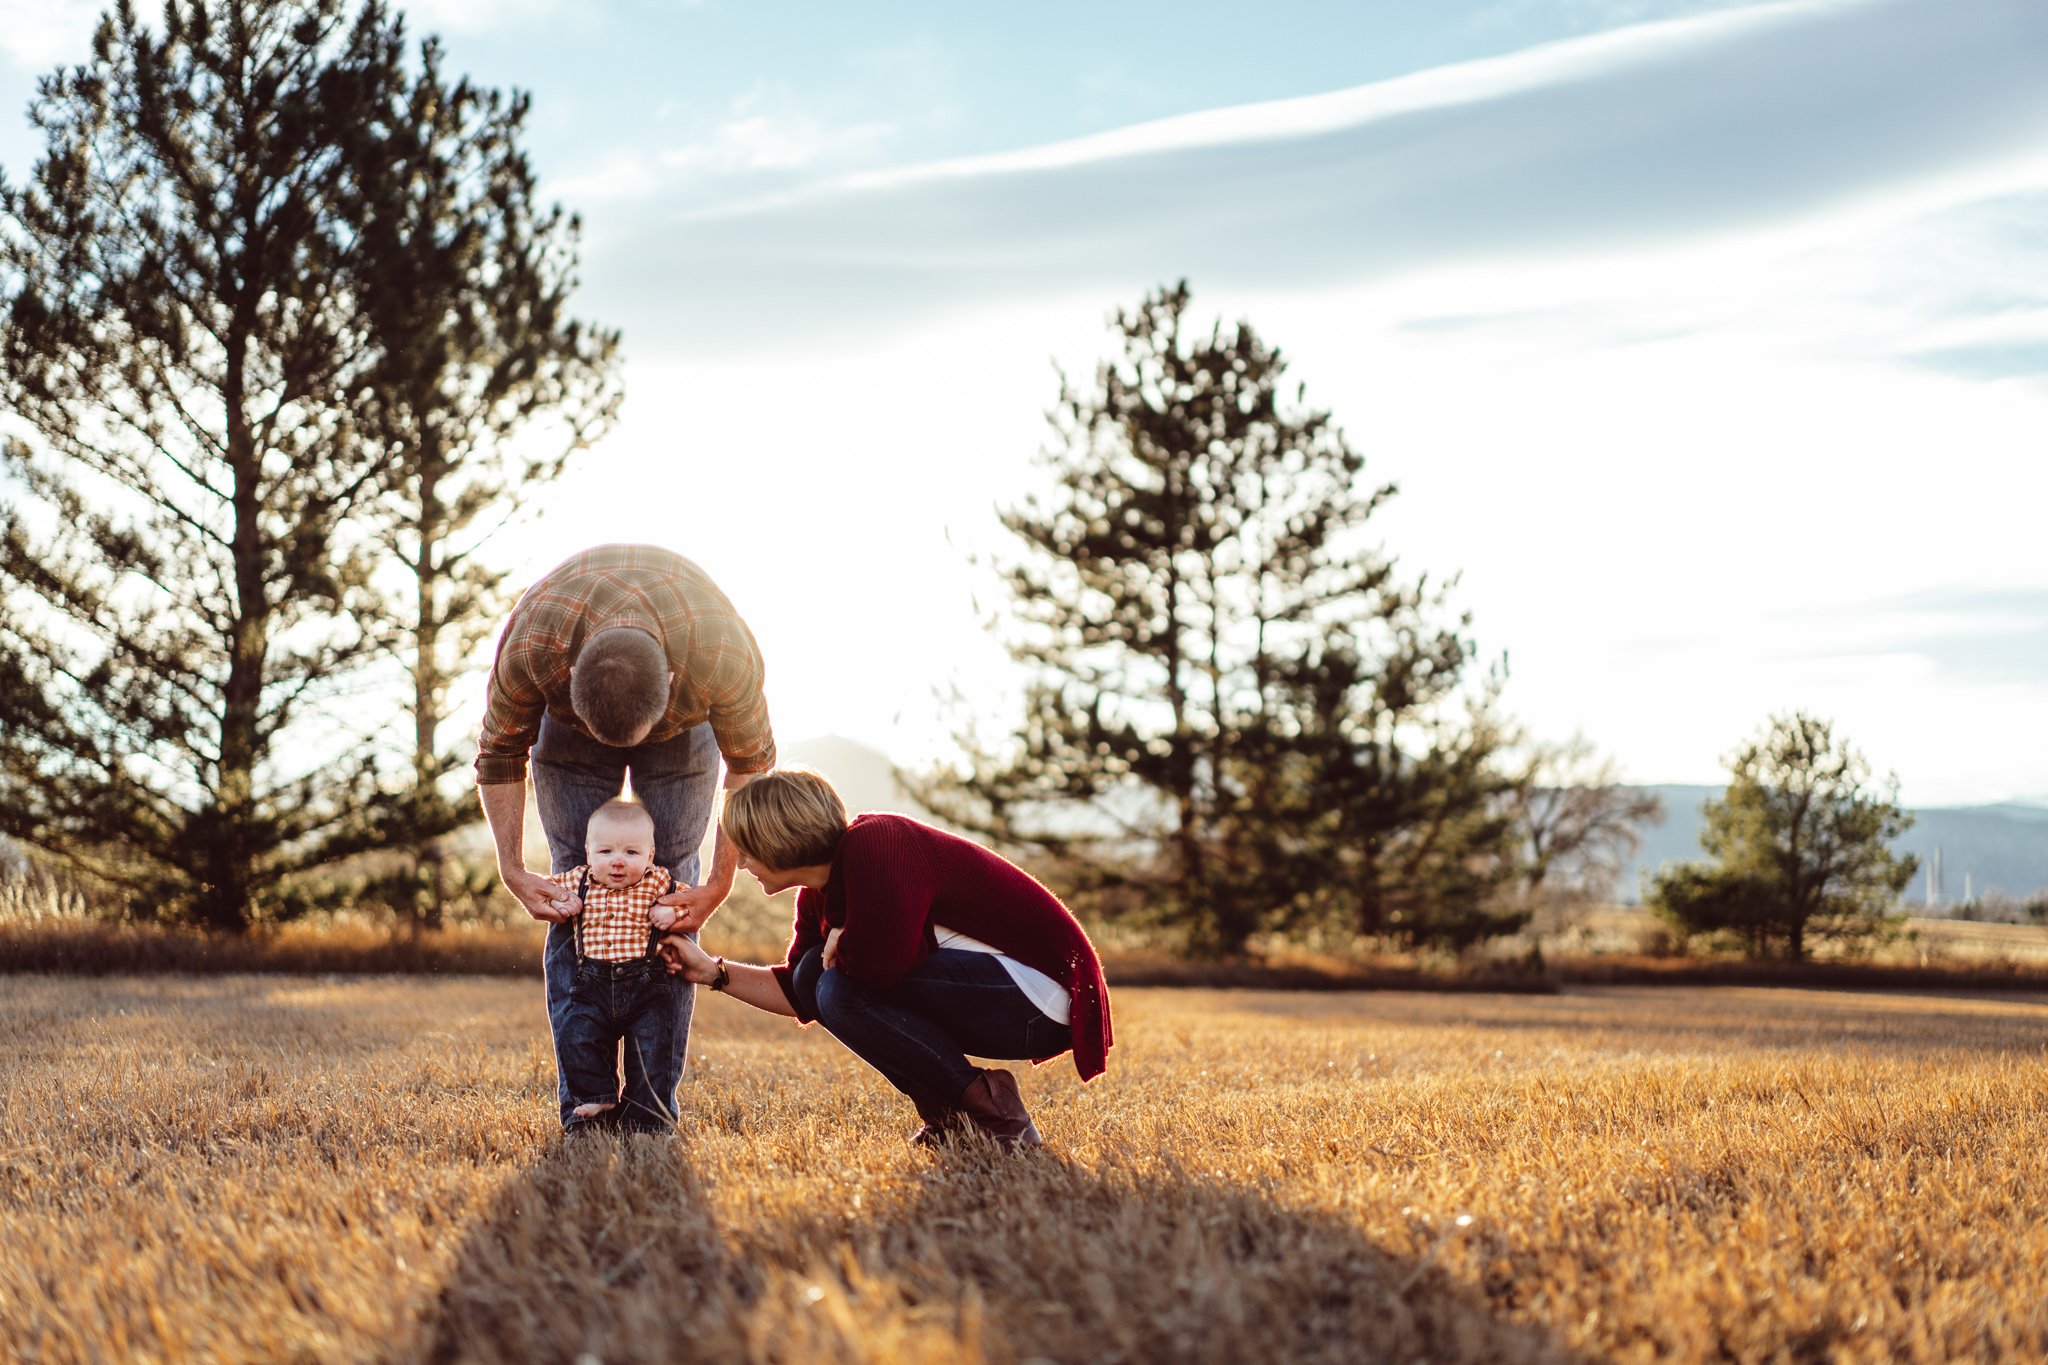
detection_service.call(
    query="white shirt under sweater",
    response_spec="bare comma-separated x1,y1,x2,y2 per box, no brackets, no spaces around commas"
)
931,924,1072,1026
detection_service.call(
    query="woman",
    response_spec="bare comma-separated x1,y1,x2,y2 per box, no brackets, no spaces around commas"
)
659,769,1112,1149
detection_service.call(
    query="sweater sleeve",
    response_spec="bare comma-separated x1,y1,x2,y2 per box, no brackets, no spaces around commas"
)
768,887,828,1021
830,822,936,989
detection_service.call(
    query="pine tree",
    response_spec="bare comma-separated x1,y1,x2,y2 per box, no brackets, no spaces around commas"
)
1649,713,1916,960
1276,642,1526,951
349,36,621,928
918,283,1519,955
0,1,612,930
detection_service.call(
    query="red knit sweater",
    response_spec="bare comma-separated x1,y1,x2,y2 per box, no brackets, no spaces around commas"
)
769,814,1114,1081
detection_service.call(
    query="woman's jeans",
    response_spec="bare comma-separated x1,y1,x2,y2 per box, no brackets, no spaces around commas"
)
532,714,720,1133
788,945,1074,1108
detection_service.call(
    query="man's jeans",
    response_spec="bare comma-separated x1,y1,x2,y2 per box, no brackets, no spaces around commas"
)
789,946,1074,1108
532,713,720,1132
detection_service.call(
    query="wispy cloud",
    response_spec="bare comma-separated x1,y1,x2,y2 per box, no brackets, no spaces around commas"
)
0,0,579,72
553,39,958,208
658,83,900,177
0,0,103,71
1367,182,2048,385
1792,589,2048,688
552,83,903,206
401,0,573,34
587,0,2048,356
0,0,599,69
1465,0,1766,38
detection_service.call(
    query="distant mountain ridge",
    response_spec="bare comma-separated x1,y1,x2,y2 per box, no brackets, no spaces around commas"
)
781,735,929,817
1621,784,2048,906
781,738,2048,907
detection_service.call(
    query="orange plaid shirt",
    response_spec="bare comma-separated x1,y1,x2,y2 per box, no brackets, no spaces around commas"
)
549,866,676,961
475,545,776,785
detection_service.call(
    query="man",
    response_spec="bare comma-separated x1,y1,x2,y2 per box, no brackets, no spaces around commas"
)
475,544,775,1133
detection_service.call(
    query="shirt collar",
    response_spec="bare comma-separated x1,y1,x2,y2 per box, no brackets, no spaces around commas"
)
591,612,659,639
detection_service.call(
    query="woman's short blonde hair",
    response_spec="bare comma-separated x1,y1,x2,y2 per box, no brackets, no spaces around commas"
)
721,769,848,869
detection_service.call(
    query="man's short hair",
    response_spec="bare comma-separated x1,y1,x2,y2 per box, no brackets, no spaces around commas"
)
570,628,669,745
721,769,848,870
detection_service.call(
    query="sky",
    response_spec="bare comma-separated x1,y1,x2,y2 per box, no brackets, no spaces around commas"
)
2,0,2045,807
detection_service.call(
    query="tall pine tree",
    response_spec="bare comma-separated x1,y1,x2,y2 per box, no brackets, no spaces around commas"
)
0,1,612,929
350,36,621,928
918,283,1520,954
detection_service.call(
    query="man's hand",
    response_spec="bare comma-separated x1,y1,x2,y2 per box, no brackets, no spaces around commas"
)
822,925,844,970
503,867,578,924
664,765,759,933
656,878,731,934
478,785,575,923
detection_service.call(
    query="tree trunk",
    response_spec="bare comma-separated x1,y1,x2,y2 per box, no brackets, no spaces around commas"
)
205,308,264,934
1355,841,1383,937
413,449,447,932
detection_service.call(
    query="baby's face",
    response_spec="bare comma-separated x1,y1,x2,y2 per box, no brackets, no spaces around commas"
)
584,815,657,889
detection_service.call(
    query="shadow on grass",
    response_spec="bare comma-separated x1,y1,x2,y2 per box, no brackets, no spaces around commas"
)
399,1133,1584,1365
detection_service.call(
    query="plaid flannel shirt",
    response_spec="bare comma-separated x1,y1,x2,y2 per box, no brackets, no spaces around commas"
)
549,866,676,961
475,545,776,785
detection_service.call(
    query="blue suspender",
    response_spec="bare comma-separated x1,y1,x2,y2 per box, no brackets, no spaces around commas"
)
572,868,592,963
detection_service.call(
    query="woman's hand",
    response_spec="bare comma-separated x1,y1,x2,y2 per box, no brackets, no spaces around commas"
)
657,932,719,984
822,925,843,970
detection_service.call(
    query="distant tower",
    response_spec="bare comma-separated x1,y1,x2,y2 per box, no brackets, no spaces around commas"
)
1927,847,1943,910
1964,871,1973,905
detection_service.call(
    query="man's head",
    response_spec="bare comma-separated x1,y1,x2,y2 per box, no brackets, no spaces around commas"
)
583,798,658,888
720,769,849,889
570,627,671,746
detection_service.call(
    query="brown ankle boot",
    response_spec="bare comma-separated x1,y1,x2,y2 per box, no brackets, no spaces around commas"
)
956,1067,1042,1150
907,1089,965,1147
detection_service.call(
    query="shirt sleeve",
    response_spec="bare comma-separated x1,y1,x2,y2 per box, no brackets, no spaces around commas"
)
475,630,548,785
693,618,777,774
831,826,935,989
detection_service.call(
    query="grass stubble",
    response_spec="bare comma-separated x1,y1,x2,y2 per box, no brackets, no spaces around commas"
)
1,977,2045,1364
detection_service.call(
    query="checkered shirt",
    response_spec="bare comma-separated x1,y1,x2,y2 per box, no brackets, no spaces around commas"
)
549,865,676,961
475,544,776,785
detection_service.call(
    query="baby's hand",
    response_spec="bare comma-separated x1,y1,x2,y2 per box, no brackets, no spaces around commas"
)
648,904,681,932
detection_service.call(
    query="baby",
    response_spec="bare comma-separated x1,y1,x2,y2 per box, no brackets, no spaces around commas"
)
544,798,686,1126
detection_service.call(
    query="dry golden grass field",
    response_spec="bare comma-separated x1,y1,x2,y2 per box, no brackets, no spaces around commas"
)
3,975,2046,1364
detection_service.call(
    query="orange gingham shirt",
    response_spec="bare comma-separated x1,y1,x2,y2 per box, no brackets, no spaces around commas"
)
549,865,675,961
475,545,776,785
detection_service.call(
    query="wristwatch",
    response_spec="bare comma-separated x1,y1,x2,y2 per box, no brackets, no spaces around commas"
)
710,956,730,992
